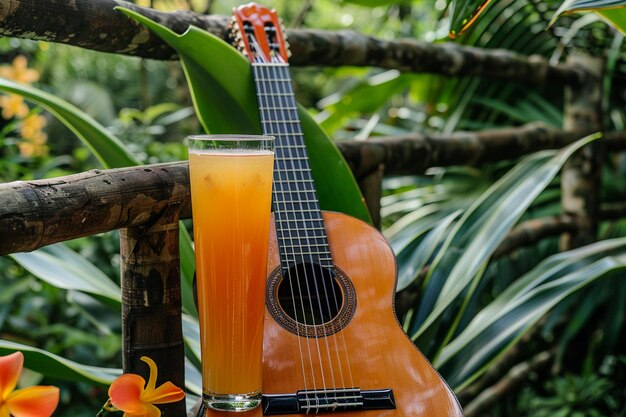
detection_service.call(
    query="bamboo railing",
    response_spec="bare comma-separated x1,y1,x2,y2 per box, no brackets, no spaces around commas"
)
0,1,623,416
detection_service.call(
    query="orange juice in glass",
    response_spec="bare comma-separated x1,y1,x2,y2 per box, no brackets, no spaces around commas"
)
187,134,274,412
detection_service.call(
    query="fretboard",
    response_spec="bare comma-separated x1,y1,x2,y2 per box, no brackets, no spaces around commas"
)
252,63,332,272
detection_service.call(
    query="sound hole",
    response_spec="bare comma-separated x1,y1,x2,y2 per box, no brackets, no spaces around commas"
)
277,262,342,326
266,265,356,338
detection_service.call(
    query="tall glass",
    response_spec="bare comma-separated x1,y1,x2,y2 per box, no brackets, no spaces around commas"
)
187,134,274,412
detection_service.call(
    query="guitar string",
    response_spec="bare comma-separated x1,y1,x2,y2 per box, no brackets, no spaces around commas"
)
276,63,355,396
253,59,315,396
257,62,332,406
260,61,332,404
269,63,340,400
255,62,323,407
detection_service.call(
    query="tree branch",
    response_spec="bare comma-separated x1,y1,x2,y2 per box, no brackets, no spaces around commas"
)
463,350,554,417
340,125,626,181
0,0,586,85
341,124,583,180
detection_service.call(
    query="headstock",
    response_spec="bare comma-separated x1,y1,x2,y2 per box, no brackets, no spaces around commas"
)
230,2,290,64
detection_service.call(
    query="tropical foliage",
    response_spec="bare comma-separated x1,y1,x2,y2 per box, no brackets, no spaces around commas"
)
0,0,625,416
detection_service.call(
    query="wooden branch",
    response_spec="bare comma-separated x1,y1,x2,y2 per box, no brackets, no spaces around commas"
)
0,0,586,85
492,215,576,259
339,123,585,180
120,202,185,417
0,162,191,255
0,0,228,59
463,350,554,417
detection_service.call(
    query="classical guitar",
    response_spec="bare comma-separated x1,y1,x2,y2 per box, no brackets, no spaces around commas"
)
223,3,464,416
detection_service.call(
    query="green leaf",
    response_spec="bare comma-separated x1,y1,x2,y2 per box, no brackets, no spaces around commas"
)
116,7,371,224
411,134,601,353
551,0,626,29
0,339,120,385
318,70,413,134
436,238,626,389
395,211,461,292
597,7,626,34
449,0,495,39
10,244,121,304
0,78,138,169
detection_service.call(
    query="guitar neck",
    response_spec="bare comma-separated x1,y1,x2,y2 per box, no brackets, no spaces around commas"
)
252,63,332,272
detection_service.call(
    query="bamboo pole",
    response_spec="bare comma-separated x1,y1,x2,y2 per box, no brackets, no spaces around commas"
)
120,202,186,417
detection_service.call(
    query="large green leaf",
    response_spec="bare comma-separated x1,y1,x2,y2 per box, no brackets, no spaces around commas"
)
10,243,202,357
116,7,371,224
10,244,121,305
411,134,601,355
0,340,120,385
436,238,626,389
0,78,138,169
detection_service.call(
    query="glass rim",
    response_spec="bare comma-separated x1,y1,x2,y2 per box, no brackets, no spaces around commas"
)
186,134,274,141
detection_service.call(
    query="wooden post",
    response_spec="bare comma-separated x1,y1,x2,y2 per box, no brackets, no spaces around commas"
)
561,54,604,249
120,202,186,417
358,164,385,229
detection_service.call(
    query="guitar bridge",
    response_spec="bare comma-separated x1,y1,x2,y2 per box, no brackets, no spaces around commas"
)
262,388,395,415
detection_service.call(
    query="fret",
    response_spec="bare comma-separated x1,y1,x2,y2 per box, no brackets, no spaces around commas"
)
252,63,289,68
258,97,297,110
276,156,309,161
257,77,293,82
272,185,315,193
280,249,332,256
279,244,330,251
274,219,325,227
278,232,326,239
274,199,319,204
261,111,299,120
261,119,301,124
265,127,303,137
277,226,326,234
282,260,334,270
278,243,330,251
274,144,308,149
276,225,327,232
260,105,298,111
273,167,311,173
275,209,322,215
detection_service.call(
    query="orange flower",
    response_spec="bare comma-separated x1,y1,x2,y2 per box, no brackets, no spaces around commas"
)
0,352,59,417
0,94,29,120
0,55,39,84
19,114,47,140
108,356,185,417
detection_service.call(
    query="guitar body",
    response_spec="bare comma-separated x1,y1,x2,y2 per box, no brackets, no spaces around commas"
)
261,211,462,417
204,212,462,417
